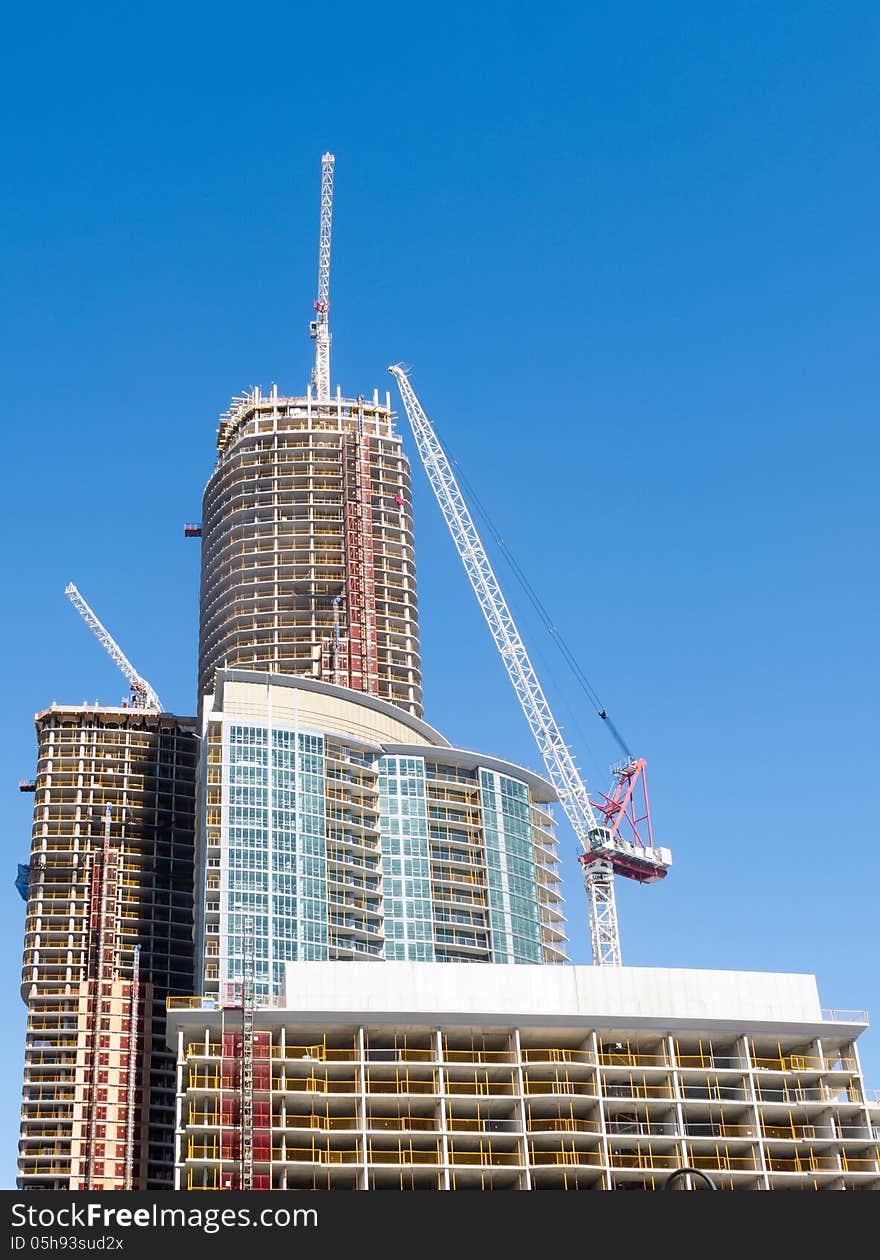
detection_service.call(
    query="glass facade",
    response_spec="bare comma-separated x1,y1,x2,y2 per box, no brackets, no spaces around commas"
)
202,702,564,997
377,756,435,962
224,725,327,996
480,770,544,964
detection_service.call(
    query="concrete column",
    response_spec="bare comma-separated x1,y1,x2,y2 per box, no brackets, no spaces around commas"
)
172,1027,185,1190
740,1033,769,1190
668,1033,688,1183
436,1028,450,1190
592,1031,611,1189
513,1028,531,1189
358,1027,369,1190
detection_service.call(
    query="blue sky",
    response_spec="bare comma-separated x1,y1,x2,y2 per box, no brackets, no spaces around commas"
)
1,2,878,1188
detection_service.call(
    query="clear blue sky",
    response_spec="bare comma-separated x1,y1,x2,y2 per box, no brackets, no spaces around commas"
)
1,2,877,1189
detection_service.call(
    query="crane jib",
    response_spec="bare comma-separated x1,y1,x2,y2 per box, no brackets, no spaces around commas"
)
388,365,672,967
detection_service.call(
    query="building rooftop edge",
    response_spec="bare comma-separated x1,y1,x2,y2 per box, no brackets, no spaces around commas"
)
34,703,197,727
384,742,557,803
208,669,451,747
203,673,557,799
165,962,869,1044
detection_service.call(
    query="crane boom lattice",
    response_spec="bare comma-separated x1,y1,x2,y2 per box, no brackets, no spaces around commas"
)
389,366,599,839
389,365,671,967
64,582,163,712
310,152,335,400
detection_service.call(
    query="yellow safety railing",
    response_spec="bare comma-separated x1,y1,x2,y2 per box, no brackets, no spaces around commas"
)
530,1149,603,1167
599,1051,669,1067
443,1049,514,1064
445,1115,514,1132
765,1152,841,1173
366,1073,436,1095
523,1076,597,1096
367,1143,441,1165
188,1070,220,1088
291,1114,359,1130
446,1074,515,1096
447,1146,521,1167
527,1118,602,1134
687,1122,755,1139
761,1122,822,1140
840,1153,880,1172
188,1169,220,1189
609,1151,680,1170
752,1054,823,1071
284,1146,361,1165
188,1107,220,1125
367,1047,434,1062
601,1078,675,1099
687,1149,760,1171
676,1053,738,1069
823,1055,858,1071
368,1116,436,1131
280,1075,359,1094
521,1048,593,1064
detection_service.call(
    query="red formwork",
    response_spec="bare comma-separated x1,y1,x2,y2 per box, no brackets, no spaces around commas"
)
343,433,378,697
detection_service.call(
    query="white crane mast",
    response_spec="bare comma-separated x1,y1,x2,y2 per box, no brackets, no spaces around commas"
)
310,152,335,400
64,582,163,712
388,365,624,965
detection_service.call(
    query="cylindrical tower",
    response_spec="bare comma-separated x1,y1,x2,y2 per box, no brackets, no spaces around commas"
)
197,385,422,716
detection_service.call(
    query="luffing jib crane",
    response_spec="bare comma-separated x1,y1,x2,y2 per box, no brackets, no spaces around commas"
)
388,366,672,966
309,152,335,400
64,582,163,712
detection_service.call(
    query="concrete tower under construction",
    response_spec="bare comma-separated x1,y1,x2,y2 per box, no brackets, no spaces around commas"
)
18,705,197,1190
197,385,421,717
15,151,879,1195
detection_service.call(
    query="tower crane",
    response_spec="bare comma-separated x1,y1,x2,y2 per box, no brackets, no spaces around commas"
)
309,152,335,400
388,366,672,966
64,582,163,712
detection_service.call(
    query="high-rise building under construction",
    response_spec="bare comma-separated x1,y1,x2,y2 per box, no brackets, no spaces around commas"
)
190,154,563,999
18,705,197,1190
197,384,421,717
15,152,879,1192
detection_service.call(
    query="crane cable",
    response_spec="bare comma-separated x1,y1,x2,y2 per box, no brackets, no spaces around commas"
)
444,448,634,763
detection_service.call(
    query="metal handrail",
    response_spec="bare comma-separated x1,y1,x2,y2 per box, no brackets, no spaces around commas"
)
663,1166,718,1190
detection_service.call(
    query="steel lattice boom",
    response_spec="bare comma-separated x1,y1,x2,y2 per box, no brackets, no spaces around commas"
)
64,582,163,712
389,366,671,966
309,152,335,400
